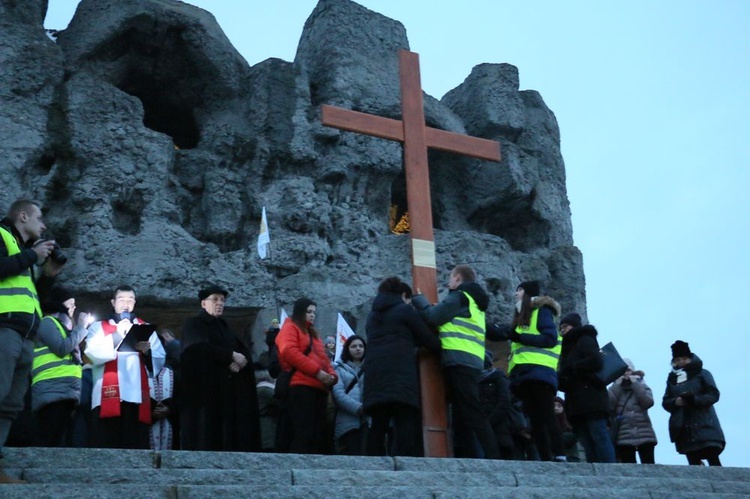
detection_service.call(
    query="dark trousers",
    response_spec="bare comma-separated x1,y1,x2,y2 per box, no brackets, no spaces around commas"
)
337,428,366,455
516,380,565,460
35,399,76,447
686,447,722,466
367,403,422,457
616,443,656,464
444,366,500,459
91,402,149,449
571,415,616,463
288,385,328,454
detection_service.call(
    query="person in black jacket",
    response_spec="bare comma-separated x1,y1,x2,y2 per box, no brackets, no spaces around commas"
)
557,313,616,463
478,352,515,459
364,276,440,457
180,285,260,451
662,340,724,466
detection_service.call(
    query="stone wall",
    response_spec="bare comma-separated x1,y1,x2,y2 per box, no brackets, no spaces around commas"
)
0,0,586,359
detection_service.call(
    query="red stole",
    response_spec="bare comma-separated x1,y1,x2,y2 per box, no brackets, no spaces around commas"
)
100,320,152,424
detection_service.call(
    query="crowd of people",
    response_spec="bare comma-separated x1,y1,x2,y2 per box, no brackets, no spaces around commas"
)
0,199,727,482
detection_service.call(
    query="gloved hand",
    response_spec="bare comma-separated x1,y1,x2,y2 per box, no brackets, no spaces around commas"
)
681,392,695,405
507,329,521,342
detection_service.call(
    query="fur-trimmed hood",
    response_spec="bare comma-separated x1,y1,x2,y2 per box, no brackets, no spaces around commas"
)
531,296,561,317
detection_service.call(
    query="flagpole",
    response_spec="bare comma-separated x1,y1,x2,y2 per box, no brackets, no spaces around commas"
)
258,206,282,322
267,245,283,321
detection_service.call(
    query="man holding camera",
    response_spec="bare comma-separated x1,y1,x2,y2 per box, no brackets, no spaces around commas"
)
0,200,63,484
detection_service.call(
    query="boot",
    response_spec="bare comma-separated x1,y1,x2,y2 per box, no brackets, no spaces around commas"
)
0,470,26,484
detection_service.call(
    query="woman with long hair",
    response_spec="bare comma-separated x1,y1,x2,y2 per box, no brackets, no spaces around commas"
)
275,297,337,454
506,281,567,461
332,334,367,454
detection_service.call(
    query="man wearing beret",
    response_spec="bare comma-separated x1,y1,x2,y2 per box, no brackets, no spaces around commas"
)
85,285,165,448
179,285,261,451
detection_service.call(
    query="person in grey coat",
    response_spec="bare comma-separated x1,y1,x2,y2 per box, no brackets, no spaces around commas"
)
32,288,93,446
608,358,657,463
662,340,725,466
332,335,366,455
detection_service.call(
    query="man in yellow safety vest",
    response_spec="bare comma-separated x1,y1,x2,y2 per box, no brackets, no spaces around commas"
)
413,264,500,459
0,200,63,484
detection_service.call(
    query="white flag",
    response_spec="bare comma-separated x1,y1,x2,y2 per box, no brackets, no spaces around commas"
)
257,206,270,259
279,307,289,326
335,313,355,363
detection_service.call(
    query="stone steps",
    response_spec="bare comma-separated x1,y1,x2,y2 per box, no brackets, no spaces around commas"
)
1,447,748,498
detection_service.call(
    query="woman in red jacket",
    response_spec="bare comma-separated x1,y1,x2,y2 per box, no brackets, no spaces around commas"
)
275,297,337,454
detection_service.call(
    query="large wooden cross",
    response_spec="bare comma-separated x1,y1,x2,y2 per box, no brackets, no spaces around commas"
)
321,49,501,457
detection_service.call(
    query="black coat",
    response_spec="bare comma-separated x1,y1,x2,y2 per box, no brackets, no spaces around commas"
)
179,310,260,451
557,325,609,419
363,292,440,411
662,354,725,454
478,368,514,450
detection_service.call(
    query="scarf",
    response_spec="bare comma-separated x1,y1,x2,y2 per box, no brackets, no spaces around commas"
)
671,367,688,384
100,319,152,424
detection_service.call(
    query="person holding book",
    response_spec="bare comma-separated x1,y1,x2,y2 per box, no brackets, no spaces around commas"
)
85,285,164,448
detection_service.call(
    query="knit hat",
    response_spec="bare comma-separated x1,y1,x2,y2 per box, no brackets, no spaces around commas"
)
622,358,634,371
560,312,582,328
517,280,540,297
198,285,228,301
671,340,691,359
41,286,74,315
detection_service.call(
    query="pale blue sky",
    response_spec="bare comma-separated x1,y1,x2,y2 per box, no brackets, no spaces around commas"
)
45,1,749,466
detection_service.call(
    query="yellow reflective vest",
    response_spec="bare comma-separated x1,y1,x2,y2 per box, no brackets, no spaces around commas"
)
508,308,562,372
32,316,82,385
439,291,485,370
0,226,41,317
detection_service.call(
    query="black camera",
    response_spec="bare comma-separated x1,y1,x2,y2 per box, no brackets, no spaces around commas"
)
49,242,67,265
621,377,632,388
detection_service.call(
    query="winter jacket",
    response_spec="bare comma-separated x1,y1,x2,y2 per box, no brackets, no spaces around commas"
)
557,324,609,419
506,296,561,391
31,315,87,411
332,360,365,439
364,291,440,411
275,318,336,392
413,281,489,370
478,368,514,450
608,371,657,447
662,354,725,455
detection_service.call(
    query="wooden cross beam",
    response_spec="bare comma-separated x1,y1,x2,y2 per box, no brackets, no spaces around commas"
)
321,49,501,458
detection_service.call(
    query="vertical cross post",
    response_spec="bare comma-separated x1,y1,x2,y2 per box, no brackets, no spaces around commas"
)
321,49,501,457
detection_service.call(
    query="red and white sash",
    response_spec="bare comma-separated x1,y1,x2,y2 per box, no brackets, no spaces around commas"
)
100,320,152,424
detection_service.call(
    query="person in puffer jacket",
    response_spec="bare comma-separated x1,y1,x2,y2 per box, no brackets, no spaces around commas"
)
332,335,367,455
608,358,657,463
662,340,724,466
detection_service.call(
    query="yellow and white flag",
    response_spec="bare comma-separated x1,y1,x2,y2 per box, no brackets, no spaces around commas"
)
257,206,270,259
